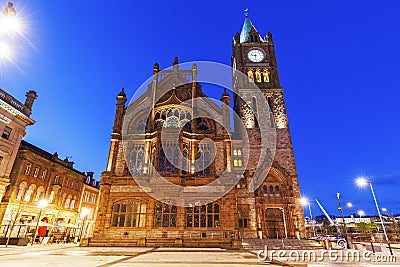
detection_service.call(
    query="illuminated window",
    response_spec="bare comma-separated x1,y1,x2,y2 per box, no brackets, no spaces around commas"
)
83,192,89,202
48,191,55,203
24,185,34,202
54,175,59,184
233,149,243,167
2,126,12,140
90,194,97,204
34,187,44,202
41,169,47,180
255,69,262,82
154,202,177,227
70,197,76,208
65,194,72,208
24,163,31,175
186,203,219,228
16,183,26,200
263,68,270,82
111,200,147,227
61,193,66,205
247,69,254,82
33,167,39,178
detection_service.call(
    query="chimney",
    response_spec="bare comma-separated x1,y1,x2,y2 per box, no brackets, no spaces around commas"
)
24,90,38,115
87,172,94,179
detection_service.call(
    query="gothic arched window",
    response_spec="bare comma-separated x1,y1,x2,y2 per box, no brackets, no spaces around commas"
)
154,202,178,227
267,97,275,128
129,144,145,176
252,97,259,128
275,185,280,195
181,148,189,175
111,199,147,227
262,185,268,195
49,191,55,203
158,143,179,175
269,185,274,195
65,194,72,208
197,144,211,176
34,186,44,202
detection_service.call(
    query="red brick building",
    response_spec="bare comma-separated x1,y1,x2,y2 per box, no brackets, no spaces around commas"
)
0,141,87,241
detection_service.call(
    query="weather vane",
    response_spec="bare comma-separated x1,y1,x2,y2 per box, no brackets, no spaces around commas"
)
244,8,248,17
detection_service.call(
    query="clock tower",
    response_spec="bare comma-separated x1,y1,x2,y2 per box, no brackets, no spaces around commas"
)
232,12,306,238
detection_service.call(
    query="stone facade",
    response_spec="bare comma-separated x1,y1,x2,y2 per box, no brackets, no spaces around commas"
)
89,14,305,247
0,89,37,202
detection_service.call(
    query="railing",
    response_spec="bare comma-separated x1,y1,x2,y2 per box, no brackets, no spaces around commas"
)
0,88,30,116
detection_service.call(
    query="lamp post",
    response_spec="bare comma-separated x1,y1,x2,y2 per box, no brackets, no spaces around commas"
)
357,210,365,218
31,199,48,245
300,197,315,237
79,208,90,242
336,192,352,248
355,177,393,255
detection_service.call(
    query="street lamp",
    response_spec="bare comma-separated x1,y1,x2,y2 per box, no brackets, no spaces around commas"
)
355,176,393,255
31,199,48,245
358,210,365,218
79,208,90,242
346,202,353,209
300,197,315,236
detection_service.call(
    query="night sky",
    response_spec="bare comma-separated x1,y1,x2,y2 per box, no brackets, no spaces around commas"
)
1,0,399,217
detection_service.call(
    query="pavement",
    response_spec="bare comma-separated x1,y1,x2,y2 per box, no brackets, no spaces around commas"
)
0,243,399,266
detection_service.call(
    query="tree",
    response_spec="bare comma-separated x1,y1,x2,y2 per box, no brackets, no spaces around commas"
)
356,222,376,234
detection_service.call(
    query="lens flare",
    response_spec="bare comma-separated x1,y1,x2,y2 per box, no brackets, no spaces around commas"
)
0,41,12,60
0,15,23,35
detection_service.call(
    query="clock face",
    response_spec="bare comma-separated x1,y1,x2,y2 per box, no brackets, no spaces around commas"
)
248,49,264,62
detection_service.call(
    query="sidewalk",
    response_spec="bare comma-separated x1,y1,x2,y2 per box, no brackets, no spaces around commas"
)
0,243,79,256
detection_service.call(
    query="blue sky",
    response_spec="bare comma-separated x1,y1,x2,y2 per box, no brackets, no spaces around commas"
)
1,0,399,216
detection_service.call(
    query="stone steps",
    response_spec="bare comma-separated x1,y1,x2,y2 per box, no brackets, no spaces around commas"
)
84,237,238,248
242,238,323,250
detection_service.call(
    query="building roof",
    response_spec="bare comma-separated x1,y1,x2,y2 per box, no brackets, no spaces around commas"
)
19,140,85,176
